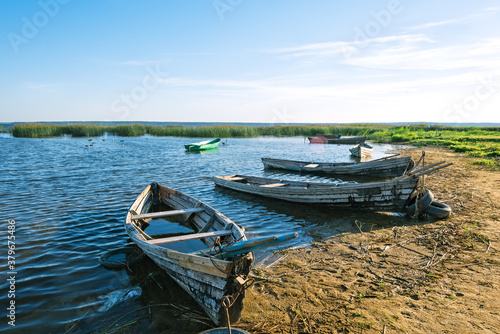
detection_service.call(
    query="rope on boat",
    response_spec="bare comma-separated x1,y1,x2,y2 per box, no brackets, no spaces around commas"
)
221,275,254,334
204,237,255,332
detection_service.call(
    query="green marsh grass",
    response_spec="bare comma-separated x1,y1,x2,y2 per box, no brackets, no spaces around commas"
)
10,123,500,168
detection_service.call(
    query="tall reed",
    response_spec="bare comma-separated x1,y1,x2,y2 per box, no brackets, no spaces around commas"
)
10,122,500,165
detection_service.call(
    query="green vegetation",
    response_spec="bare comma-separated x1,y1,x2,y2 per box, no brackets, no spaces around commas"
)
10,122,392,138
9,123,500,168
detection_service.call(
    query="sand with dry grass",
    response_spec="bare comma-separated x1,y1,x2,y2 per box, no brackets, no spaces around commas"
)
238,147,500,333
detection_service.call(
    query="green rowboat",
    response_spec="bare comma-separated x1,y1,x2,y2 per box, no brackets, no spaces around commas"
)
184,138,221,152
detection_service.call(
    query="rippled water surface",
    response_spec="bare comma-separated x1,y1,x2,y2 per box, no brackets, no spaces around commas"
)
0,135,401,333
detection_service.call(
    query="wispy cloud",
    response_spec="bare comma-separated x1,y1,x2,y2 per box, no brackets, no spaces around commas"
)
268,30,500,72
155,68,499,104
408,18,465,31
407,6,500,31
92,59,170,66
346,38,500,71
21,82,68,92
267,34,434,59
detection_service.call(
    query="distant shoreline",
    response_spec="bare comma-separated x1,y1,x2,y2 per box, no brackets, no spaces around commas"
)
1,120,500,132
5,123,499,169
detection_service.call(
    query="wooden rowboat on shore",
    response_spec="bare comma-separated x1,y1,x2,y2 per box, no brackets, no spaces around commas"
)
349,142,374,159
261,155,415,177
213,174,419,211
213,161,452,211
125,183,254,325
308,135,367,144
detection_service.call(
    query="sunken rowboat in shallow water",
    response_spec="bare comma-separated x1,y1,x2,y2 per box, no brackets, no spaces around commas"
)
185,138,221,151
261,155,415,177
125,183,254,326
213,174,421,212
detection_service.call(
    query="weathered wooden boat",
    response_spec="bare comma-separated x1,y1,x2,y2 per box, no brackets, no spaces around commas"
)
213,174,420,211
125,183,254,325
350,142,373,158
214,161,453,211
261,155,415,177
185,138,221,152
308,135,366,144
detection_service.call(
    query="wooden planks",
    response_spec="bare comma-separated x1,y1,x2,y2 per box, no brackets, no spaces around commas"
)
259,183,288,187
148,230,233,245
131,207,204,220
198,213,218,233
261,156,414,177
212,174,418,211
227,176,246,181
125,182,254,327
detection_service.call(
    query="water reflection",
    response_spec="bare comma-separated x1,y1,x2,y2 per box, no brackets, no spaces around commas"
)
0,135,404,333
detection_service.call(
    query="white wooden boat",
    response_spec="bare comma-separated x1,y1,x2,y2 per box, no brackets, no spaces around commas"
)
308,135,367,144
214,162,453,212
349,142,374,159
261,155,415,177
125,183,254,325
213,174,420,211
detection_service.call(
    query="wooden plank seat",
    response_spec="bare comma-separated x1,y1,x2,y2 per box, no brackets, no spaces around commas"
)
304,164,319,168
227,177,246,182
259,183,288,187
131,208,205,220
148,230,233,245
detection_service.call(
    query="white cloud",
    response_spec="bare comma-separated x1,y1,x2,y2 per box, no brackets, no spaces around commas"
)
407,6,500,31
92,59,170,66
347,38,500,71
21,82,68,92
267,34,434,59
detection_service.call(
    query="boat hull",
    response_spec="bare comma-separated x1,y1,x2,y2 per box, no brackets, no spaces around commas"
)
349,143,373,159
185,138,221,151
125,183,253,325
213,175,419,212
261,156,415,177
308,135,367,144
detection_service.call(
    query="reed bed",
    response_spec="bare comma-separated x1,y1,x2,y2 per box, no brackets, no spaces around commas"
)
10,123,500,168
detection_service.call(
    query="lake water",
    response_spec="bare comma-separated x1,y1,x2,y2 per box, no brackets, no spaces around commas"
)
0,135,404,333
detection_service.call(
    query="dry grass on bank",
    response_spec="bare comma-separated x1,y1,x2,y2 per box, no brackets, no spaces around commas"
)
238,147,500,333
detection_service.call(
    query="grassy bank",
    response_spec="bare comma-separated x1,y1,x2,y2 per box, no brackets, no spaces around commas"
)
10,123,500,167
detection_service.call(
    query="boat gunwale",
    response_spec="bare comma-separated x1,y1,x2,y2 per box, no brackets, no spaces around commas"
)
125,184,247,269
213,174,419,191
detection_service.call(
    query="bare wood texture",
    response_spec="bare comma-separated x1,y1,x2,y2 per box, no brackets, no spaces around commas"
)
148,230,233,245
259,183,288,187
131,207,204,220
124,183,254,326
261,156,415,177
213,174,419,212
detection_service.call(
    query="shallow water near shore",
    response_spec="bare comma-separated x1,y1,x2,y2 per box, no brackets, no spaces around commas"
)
0,135,402,333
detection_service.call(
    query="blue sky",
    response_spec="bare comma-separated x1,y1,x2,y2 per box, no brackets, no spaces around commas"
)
1,0,500,123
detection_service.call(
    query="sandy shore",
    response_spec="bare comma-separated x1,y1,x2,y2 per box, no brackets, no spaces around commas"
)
238,147,500,333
